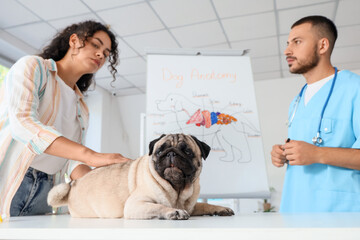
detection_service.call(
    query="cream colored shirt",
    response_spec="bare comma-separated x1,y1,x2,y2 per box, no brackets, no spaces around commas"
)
0,56,89,219
30,76,81,174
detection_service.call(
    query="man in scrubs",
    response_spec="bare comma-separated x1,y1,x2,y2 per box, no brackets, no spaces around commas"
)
271,15,360,212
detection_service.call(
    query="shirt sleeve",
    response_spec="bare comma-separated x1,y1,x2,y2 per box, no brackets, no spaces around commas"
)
67,160,84,177
351,74,360,149
5,56,62,154
352,99,360,149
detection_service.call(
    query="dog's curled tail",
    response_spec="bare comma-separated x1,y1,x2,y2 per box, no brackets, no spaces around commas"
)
47,183,71,207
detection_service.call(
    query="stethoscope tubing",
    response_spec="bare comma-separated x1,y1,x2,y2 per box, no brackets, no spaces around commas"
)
288,67,338,145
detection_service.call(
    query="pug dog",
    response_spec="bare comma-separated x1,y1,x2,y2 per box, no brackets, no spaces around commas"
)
48,134,234,219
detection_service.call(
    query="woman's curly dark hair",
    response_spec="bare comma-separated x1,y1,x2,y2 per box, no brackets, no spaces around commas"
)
39,20,119,92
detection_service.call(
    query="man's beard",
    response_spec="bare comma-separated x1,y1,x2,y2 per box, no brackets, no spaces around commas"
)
289,48,320,74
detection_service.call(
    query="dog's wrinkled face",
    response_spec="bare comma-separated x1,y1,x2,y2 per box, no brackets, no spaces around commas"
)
149,134,210,191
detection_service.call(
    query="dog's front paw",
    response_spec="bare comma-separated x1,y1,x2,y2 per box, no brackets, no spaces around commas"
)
214,206,235,216
166,209,190,220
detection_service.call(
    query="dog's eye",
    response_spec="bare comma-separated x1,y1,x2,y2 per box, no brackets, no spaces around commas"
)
156,150,162,156
184,149,193,156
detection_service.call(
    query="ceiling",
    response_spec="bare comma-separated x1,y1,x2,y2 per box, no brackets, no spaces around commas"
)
1,0,360,96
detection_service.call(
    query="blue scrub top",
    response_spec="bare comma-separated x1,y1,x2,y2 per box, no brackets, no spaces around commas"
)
280,70,360,212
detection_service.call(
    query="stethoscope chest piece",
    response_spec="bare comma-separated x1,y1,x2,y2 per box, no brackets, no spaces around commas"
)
312,133,323,145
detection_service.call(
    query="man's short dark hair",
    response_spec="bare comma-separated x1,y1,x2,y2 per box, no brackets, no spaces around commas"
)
292,15,338,54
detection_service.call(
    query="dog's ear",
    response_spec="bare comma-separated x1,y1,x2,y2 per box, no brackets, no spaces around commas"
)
190,135,211,160
149,134,166,155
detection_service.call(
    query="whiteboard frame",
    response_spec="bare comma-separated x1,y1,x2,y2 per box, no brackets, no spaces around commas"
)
145,48,249,57
144,49,270,200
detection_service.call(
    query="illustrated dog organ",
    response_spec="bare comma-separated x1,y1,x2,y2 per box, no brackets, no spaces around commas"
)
186,109,237,128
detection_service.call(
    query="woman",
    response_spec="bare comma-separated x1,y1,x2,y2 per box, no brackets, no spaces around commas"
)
0,20,130,218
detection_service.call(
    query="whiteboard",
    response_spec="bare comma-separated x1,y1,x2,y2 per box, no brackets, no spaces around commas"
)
145,51,269,199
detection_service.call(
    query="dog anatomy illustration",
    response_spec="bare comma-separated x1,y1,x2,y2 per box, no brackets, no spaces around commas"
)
153,93,260,163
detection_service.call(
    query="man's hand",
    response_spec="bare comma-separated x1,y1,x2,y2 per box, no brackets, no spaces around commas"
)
271,144,287,167
282,140,319,165
273,140,360,170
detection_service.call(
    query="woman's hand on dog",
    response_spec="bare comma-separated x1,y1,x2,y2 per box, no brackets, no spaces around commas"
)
70,153,132,180
45,136,132,180
91,152,132,167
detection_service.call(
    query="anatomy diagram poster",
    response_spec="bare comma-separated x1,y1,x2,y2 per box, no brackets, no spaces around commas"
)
146,54,269,198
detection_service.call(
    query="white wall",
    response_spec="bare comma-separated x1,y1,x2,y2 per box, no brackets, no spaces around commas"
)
84,88,106,153
101,92,131,155
115,94,146,159
254,75,305,210
85,87,131,156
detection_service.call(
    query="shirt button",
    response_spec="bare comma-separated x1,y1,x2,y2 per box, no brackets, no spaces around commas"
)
82,127,85,131
78,115,81,118
324,128,328,131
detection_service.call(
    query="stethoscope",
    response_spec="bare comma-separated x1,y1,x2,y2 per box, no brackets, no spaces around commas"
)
287,67,338,145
